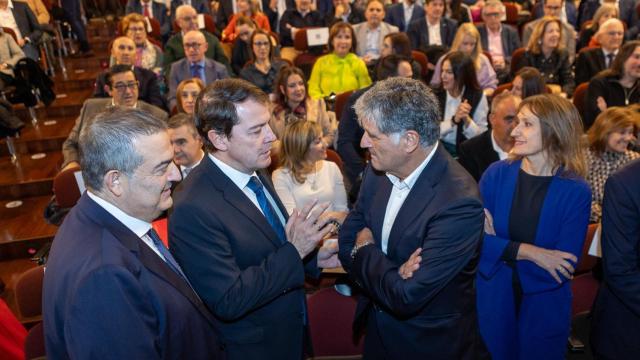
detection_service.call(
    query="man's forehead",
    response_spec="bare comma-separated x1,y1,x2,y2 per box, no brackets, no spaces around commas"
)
112,71,135,82
115,38,135,47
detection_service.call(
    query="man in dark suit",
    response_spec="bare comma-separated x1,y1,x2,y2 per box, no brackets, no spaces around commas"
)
125,0,171,39
43,107,223,359
168,30,229,110
62,65,168,171
324,0,365,27
278,0,325,47
591,159,640,360
458,92,520,182
93,36,165,110
338,78,489,359
575,18,624,85
385,0,424,32
407,0,457,61
167,112,204,179
476,0,520,83
0,0,42,60
578,0,635,35
169,78,340,359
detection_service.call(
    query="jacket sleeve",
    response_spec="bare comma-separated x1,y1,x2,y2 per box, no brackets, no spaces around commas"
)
336,91,365,187
338,165,373,271
22,5,43,43
584,77,605,130
5,35,25,68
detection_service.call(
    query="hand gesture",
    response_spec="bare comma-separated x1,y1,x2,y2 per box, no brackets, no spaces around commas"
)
519,243,577,284
286,200,333,258
398,248,422,280
318,240,341,268
454,100,472,125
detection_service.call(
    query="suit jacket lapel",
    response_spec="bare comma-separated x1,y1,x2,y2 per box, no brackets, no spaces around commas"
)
79,194,217,326
597,49,606,70
370,177,392,251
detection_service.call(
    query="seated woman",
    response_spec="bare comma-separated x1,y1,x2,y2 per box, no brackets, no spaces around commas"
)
434,51,489,156
516,17,574,97
272,120,348,223
577,3,618,51
230,16,257,75
120,13,163,76
378,32,422,80
308,22,372,99
478,94,591,360
240,29,286,94
175,78,205,115
0,30,25,91
222,0,270,43
585,106,640,223
585,41,640,130
431,23,498,97
271,66,337,146
511,67,547,99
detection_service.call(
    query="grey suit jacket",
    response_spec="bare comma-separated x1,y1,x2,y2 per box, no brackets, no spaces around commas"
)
168,57,229,110
353,21,399,59
522,19,576,63
0,33,25,77
62,98,168,168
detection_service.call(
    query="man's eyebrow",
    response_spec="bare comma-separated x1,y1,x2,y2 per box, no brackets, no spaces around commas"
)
153,159,173,171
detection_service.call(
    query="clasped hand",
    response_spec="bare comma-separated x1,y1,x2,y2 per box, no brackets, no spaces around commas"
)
357,228,422,280
286,200,340,268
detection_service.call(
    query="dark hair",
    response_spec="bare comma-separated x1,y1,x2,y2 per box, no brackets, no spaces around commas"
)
250,29,274,61
235,14,257,28
106,64,134,87
441,51,480,93
195,78,269,152
327,21,357,54
515,67,547,98
384,32,412,58
273,66,307,107
376,54,411,80
601,40,640,79
168,112,197,132
448,0,467,23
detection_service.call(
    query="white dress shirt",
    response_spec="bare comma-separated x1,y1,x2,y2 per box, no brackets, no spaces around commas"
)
0,0,23,41
441,89,489,146
490,131,509,160
427,19,442,46
381,144,438,254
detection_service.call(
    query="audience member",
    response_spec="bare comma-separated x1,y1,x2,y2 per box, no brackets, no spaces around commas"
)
43,107,223,359
585,41,640,130
119,13,164,75
531,0,577,28
222,0,270,42
63,65,168,171
325,0,365,27
434,51,489,156
431,23,498,96
308,22,371,99
338,77,489,359
511,66,547,99
272,121,348,221
576,3,617,52
590,158,640,360
407,0,458,62
169,78,339,359
522,0,576,63
168,113,205,179
164,5,230,75
271,66,337,145
0,0,42,60
240,29,286,94
60,0,91,56
176,77,205,114
170,0,210,21
278,0,324,48
446,0,471,23
168,30,229,110
477,0,521,83
478,94,590,360
352,0,398,65
125,0,171,39
458,92,521,182
578,0,635,37
0,29,25,90
575,18,623,86
230,15,257,75
218,0,280,32
21,0,49,25
516,17,574,97
385,0,424,32
378,32,422,80
585,107,640,223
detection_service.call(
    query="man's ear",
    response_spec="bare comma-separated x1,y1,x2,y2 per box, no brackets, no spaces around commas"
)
105,84,113,97
208,130,228,152
402,130,421,153
103,170,124,197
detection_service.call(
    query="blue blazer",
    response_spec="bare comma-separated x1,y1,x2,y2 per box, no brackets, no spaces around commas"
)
338,144,489,359
385,2,425,32
43,194,223,359
125,0,171,37
407,16,458,51
169,156,320,359
167,57,229,110
477,160,591,360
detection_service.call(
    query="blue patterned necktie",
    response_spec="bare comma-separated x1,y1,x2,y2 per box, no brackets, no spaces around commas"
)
190,63,203,79
246,176,286,244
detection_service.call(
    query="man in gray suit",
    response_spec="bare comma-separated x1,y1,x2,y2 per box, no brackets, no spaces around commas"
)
167,30,229,111
353,0,398,65
61,65,168,171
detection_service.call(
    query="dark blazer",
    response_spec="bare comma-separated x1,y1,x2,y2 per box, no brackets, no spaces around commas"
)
324,6,365,27
585,74,640,130
336,86,367,193
407,16,458,53
169,156,320,359
167,57,229,110
516,49,575,96
574,47,608,86
458,130,500,183
10,1,42,43
125,0,171,37
578,0,635,33
476,24,521,64
338,144,489,359
591,159,640,360
93,66,165,110
385,2,425,32
278,8,326,47
43,194,224,359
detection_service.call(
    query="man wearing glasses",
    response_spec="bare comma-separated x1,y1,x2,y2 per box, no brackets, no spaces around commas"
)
476,0,520,84
167,30,229,110
522,0,576,62
61,64,168,171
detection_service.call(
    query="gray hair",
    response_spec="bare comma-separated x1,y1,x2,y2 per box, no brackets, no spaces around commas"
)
175,4,196,19
482,0,505,15
490,91,519,113
354,77,440,147
79,107,168,191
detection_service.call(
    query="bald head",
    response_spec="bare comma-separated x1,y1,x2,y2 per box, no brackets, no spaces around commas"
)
112,36,136,65
176,5,198,32
183,30,208,63
597,18,624,52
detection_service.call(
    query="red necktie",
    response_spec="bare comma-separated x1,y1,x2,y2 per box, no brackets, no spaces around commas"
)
143,3,150,17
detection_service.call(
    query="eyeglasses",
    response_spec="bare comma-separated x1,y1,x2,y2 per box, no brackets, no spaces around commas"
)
113,81,138,92
184,42,203,49
254,41,270,47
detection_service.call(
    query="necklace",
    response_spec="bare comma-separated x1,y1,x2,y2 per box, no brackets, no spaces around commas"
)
308,162,318,191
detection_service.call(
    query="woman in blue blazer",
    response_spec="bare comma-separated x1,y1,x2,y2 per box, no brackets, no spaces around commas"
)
477,94,591,360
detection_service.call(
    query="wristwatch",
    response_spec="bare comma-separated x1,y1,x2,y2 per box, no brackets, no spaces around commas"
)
350,241,373,260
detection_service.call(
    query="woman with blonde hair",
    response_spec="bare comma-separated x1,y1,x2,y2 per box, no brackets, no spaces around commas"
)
478,94,591,359
175,78,205,114
577,3,618,51
272,121,348,223
431,23,498,96
586,107,640,222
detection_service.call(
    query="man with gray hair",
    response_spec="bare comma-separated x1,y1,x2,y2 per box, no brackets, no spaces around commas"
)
575,18,624,85
338,77,489,359
43,108,223,358
476,0,521,82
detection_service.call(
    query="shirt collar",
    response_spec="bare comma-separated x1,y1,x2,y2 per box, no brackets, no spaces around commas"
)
490,130,509,160
386,143,438,190
208,153,258,190
181,150,204,172
87,190,151,238
191,59,206,67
